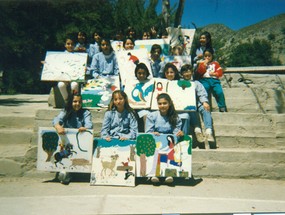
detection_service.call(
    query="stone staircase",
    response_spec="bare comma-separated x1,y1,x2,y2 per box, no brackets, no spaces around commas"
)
0,73,285,179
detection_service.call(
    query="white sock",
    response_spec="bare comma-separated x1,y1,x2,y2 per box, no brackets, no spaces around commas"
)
205,128,213,135
194,127,202,133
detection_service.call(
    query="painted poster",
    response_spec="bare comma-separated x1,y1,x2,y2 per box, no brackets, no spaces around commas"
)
166,27,196,55
41,51,87,82
150,79,196,111
116,49,152,87
111,40,124,52
161,55,192,72
136,134,192,178
81,76,120,108
37,127,94,173
134,38,170,56
124,79,155,109
91,138,136,187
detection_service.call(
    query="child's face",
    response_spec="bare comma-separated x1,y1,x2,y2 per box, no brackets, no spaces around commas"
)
199,35,207,46
124,39,134,50
204,51,213,62
94,33,101,42
101,40,111,54
165,68,176,80
157,98,170,115
151,48,161,61
182,70,192,80
72,96,82,111
142,32,150,40
78,32,86,43
65,39,74,52
113,93,125,111
136,68,147,81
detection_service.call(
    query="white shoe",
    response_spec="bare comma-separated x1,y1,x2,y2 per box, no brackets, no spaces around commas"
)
195,131,205,143
58,171,71,184
151,176,159,183
165,176,174,184
207,133,215,142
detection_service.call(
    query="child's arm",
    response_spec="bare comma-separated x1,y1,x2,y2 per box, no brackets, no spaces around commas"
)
101,111,112,140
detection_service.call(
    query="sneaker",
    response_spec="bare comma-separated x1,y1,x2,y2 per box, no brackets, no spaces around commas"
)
219,107,227,112
195,132,205,143
151,176,159,183
165,176,174,184
58,171,71,185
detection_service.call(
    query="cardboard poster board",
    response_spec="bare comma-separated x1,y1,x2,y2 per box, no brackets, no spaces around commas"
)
116,49,152,86
136,134,192,178
91,138,136,187
161,55,192,72
81,76,120,109
41,51,87,82
111,40,124,52
151,78,196,111
37,127,93,173
124,79,155,109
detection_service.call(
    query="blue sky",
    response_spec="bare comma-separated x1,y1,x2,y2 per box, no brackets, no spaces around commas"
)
158,0,285,30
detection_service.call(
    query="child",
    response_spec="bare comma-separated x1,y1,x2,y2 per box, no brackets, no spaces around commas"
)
193,31,213,66
74,31,89,53
101,90,138,141
133,63,152,132
180,64,214,143
196,48,227,112
57,35,79,103
150,44,163,78
141,30,151,40
162,63,189,136
89,38,119,78
123,36,135,50
88,31,102,59
53,94,93,184
145,93,183,184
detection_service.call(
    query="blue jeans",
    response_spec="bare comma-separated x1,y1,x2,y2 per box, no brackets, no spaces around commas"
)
198,105,212,130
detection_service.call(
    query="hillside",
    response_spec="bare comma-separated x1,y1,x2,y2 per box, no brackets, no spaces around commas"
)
198,13,285,65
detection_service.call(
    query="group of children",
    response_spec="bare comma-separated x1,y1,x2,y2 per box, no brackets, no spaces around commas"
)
52,29,227,184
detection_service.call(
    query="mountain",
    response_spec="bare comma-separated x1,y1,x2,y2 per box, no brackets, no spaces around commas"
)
197,13,285,65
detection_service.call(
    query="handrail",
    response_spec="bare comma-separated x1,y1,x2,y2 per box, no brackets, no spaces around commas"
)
224,66,285,74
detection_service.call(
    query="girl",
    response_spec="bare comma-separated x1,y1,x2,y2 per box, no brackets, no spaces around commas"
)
145,93,183,137
74,31,89,53
101,90,138,141
53,94,93,184
57,35,79,103
145,93,183,184
89,38,119,78
193,31,213,66
197,48,227,112
88,31,102,59
123,36,135,50
162,63,189,135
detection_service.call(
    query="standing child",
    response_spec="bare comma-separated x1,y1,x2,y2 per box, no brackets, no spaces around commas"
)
57,35,79,103
101,90,138,141
150,44,163,78
53,94,93,184
123,36,135,50
196,48,227,112
180,64,214,144
89,38,119,78
145,93,183,184
193,31,213,67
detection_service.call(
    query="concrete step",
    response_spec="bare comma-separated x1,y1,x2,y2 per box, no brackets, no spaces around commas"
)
0,129,33,145
0,116,35,129
192,148,285,179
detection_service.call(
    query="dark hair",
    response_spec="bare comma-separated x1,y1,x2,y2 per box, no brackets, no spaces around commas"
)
65,33,76,44
180,64,193,74
150,44,162,54
134,63,150,79
63,93,84,121
108,90,138,120
200,31,212,48
157,93,178,128
99,38,113,53
163,63,180,80
123,36,135,48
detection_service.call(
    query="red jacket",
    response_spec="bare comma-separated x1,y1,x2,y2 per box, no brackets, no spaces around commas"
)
197,61,223,79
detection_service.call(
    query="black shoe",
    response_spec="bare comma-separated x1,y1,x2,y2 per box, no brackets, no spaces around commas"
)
219,107,227,112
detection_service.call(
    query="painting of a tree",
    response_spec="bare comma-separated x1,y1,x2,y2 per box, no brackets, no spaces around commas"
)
136,134,156,176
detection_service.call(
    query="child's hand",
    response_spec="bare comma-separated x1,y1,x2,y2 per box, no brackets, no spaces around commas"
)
203,102,210,111
152,132,160,136
55,124,65,135
105,137,111,142
78,127,87,132
176,130,184,137
119,137,128,141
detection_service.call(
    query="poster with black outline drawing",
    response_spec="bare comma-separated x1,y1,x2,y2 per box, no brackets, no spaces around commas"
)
41,51,87,82
150,78,196,111
91,138,136,187
136,133,192,178
37,127,93,173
